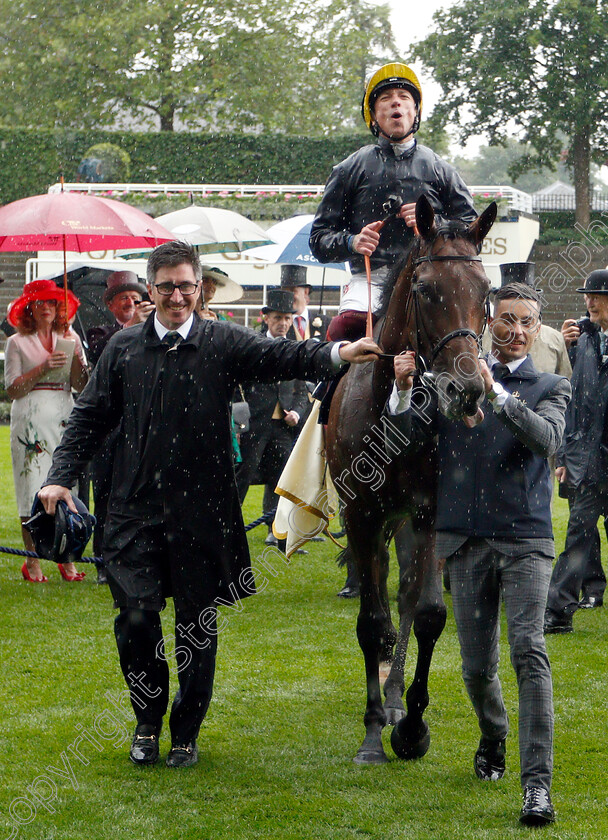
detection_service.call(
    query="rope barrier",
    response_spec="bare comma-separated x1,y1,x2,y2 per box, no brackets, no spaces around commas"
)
0,545,103,565
0,510,275,565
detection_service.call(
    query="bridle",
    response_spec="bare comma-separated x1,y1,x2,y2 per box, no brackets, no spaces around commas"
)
411,252,489,374
377,237,491,380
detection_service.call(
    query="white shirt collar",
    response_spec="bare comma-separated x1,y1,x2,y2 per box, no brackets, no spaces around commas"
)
153,313,194,341
488,352,527,373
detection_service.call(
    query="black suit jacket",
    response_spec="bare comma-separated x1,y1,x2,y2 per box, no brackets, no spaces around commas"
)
86,322,122,368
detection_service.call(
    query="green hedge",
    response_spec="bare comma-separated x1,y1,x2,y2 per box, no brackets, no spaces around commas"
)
0,128,372,205
537,211,608,245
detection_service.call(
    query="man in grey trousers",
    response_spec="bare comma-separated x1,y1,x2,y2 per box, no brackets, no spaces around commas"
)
385,283,570,826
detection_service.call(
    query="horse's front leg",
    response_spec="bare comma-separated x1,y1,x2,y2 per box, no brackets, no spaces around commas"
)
383,522,417,725
391,521,446,760
349,522,391,765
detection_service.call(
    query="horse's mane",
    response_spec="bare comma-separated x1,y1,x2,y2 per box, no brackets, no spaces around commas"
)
376,219,473,319
376,241,416,319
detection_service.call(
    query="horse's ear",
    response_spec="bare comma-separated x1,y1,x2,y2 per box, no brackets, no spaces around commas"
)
468,201,497,248
416,195,436,241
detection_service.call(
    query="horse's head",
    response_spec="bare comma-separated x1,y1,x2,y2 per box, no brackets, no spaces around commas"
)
410,195,497,420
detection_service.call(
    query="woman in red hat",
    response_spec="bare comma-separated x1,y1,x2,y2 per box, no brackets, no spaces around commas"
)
4,280,89,582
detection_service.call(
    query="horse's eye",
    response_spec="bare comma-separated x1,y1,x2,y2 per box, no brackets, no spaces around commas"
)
417,283,435,300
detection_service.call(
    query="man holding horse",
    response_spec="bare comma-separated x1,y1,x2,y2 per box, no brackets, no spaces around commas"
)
309,61,477,342
386,282,571,826
36,240,382,771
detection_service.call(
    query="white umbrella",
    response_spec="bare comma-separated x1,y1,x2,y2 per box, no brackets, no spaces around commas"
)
118,205,275,258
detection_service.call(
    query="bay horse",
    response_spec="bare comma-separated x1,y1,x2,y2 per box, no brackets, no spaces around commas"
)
325,195,497,764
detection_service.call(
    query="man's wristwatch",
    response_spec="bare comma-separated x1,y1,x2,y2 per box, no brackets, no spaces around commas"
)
487,381,506,402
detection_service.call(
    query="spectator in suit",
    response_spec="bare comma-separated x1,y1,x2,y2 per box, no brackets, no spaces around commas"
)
279,265,332,342
386,282,570,826
235,289,310,546
86,271,154,582
87,271,152,366
544,270,608,632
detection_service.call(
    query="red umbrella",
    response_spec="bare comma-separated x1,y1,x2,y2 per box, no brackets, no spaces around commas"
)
0,190,174,328
0,191,174,252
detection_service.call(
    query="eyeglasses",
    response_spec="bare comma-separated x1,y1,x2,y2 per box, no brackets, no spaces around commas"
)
32,299,57,306
153,282,200,296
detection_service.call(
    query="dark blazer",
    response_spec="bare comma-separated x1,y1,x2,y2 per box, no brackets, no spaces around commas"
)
86,322,121,367
44,313,340,611
243,375,309,428
386,356,571,540
559,329,608,488
287,312,332,342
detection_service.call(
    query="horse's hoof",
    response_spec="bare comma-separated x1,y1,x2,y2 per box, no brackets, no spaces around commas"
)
384,706,406,726
353,747,389,765
391,718,430,760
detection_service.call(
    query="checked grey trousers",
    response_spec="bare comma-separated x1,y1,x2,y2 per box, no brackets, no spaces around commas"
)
447,539,554,791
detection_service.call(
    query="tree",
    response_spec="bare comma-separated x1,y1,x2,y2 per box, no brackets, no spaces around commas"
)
0,0,396,135
414,0,608,226
449,138,573,194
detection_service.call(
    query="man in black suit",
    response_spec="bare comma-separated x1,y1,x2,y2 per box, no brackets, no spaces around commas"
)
544,270,608,632
386,282,570,826
279,265,332,343
236,289,310,545
86,270,153,366
38,242,380,770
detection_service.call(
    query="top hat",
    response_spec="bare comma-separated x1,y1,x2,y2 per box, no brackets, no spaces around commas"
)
499,262,536,288
7,279,80,327
576,269,608,294
201,265,243,303
103,270,147,305
261,289,297,314
25,494,96,565
279,265,311,289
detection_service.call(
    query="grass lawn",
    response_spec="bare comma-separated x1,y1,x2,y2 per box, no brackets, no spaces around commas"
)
0,423,606,839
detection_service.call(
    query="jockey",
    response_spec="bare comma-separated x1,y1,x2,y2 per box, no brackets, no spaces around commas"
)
309,61,477,342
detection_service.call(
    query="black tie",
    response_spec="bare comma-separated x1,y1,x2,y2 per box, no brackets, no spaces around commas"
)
163,331,182,348
493,364,510,381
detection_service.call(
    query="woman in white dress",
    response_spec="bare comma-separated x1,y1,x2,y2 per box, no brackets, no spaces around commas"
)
5,280,89,582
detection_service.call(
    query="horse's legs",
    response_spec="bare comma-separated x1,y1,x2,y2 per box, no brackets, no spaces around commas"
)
348,518,392,764
391,522,447,760
383,522,416,725
377,541,398,663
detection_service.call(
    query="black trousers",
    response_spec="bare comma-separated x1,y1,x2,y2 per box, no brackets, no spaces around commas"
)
114,607,217,745
547,481,608,616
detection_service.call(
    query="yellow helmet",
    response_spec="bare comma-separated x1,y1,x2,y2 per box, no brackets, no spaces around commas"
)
361,63,423,136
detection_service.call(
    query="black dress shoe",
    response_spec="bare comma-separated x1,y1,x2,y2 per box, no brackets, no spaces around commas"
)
578,594,603,609
543,611,573,634
474,737,506,781
309,535,326,543
336,584,359,599
264,533,278,547
166,741,198,768
96,566,108,585
130,724,160,765
519,785,555,826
